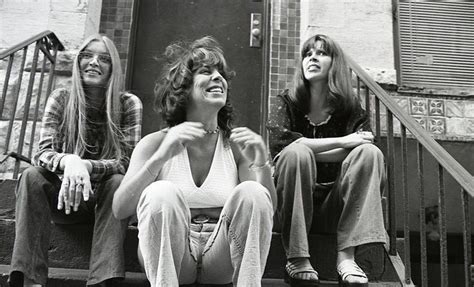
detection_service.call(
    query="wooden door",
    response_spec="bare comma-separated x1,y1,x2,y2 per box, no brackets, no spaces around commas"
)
128,0,267,136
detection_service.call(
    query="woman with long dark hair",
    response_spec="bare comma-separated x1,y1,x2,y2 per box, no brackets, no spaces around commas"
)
268,34,386,287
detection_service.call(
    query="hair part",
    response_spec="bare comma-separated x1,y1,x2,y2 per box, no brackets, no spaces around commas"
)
154,36,235,139
291,34,359,117
62,34,125,160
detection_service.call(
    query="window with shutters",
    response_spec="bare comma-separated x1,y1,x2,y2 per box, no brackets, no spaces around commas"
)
398,0,474,90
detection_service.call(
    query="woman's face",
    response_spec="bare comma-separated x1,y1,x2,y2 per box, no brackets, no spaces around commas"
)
79,40,112,87
190,64,228,109
302,40,332,83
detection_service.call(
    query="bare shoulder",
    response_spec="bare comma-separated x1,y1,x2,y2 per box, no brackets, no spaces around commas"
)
133,129,167,157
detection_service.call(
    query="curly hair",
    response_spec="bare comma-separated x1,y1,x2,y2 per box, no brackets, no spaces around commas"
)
154,36,235,139
291,34,359,118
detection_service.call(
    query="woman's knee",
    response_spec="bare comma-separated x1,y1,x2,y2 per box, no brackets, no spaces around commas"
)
17,166,57,196
19,166,49,185
232,181,272,209
279,142,314,164
349,144,384,164
139,181,184,214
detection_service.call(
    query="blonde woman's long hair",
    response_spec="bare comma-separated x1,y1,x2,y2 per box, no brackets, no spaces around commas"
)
61,34,124,160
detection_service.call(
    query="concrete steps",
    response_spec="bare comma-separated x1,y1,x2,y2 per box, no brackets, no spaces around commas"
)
0,179,402,286
0,265,401,287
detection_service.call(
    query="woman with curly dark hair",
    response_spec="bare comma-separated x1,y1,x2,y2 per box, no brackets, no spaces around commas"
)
267,34,386,287
113,36,276,286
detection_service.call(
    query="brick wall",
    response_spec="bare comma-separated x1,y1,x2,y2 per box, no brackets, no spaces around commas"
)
99,0,135,77
268,0,301,124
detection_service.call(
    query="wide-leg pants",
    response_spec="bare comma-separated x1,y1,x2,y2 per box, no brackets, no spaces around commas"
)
10,166,128,285
136,180,273,286
274,143,387,259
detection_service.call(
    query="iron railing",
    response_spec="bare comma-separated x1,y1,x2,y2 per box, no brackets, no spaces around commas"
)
347,56,474,287
0,31,64,179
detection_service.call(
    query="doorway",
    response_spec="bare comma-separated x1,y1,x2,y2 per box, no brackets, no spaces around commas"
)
128,0,268,136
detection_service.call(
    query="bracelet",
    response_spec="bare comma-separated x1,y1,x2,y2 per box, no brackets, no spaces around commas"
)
248,160,271,171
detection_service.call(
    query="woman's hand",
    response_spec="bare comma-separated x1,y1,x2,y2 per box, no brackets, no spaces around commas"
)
57,155,92,214
152,122,206,162
339,131,374,149
230,127,268,166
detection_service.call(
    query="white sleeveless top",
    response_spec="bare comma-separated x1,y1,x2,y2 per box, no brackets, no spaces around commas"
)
157,133,239,208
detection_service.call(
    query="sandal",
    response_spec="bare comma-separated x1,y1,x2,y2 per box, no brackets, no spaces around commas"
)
337,259,368,287
284,260,320,287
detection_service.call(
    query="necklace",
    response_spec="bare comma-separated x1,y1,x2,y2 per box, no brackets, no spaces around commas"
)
204,127,220,134
305,114,332,127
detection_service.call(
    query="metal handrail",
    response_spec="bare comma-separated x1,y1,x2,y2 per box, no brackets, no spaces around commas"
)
346,55,474,196
1,31,64,178
0,30,64,59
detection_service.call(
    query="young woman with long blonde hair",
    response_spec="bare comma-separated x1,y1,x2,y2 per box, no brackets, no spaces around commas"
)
9,34,142,287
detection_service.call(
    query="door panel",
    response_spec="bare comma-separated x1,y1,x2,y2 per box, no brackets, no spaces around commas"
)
130,0,264,136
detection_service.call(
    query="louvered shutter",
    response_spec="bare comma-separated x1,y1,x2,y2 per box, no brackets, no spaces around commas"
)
398,0,474,89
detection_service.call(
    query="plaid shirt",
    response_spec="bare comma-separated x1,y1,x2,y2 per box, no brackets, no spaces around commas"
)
33,88,142,189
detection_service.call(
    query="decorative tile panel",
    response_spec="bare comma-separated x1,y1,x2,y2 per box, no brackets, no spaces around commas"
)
465,101,474,118
394,97,409,114
446,118,464,135
413,116,427,130
467,119,474,135
428,99,444,116
445,100,464,117
428,117,446,135
410,98,427,115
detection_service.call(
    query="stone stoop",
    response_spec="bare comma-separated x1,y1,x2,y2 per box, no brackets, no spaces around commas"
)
0,219,400,282
0,266,293,287
0,266,149,287
0,179,401,285
0,266,401,287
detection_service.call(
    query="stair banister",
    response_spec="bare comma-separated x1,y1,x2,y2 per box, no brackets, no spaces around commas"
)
346,54,474,287
0,30,64,178
0,30,64,59
346,55,474,196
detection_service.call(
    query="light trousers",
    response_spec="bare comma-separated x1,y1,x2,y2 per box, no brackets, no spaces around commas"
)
274,143,387,259
136,180,273,286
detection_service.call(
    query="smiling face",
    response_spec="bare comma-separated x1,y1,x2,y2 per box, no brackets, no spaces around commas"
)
302,40,332,83
189,64,228,110
79,40,112,87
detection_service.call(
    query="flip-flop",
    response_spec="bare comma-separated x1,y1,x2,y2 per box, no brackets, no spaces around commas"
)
284,260,320,287
337,259,369,287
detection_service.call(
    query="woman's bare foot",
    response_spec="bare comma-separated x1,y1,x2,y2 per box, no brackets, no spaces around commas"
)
337,247,368,285
286,257,319,281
